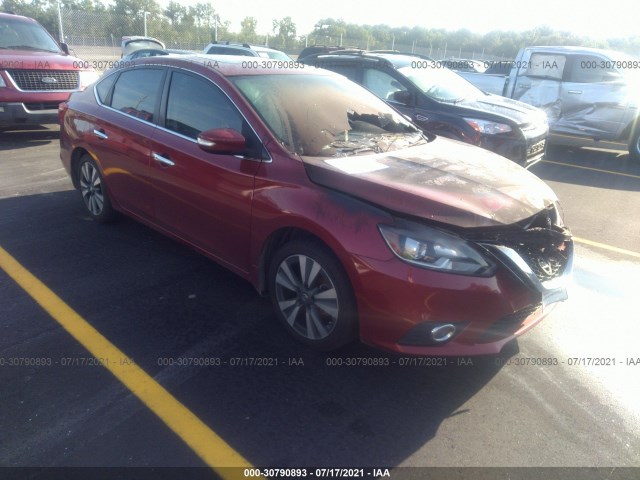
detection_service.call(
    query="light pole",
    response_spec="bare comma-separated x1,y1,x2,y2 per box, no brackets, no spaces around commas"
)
57,0,64,43
143,11,149,37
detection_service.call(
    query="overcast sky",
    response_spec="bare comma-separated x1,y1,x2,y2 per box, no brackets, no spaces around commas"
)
160,0,638,40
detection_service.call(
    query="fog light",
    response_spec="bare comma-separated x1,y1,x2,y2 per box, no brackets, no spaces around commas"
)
399,322,464,346
430,324,456,343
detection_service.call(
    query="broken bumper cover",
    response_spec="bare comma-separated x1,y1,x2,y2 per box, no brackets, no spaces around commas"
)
0,102,60,126
352,237,572,356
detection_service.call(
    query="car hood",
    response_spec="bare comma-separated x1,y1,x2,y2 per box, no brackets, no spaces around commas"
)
302,136,557,228
458,93,546,126
0,50,84,70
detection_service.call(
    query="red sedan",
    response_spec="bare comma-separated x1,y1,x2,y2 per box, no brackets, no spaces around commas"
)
59,55,573,355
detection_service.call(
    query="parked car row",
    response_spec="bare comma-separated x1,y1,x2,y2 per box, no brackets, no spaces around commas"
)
300,50,550,168
59,54,574,355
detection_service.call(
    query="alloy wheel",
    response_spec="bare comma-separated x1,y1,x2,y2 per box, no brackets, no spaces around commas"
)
274,254,340,340
79,161,104,216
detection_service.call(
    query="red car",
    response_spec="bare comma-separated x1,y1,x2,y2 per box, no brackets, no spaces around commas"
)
59,55,573,355
0,12,98,128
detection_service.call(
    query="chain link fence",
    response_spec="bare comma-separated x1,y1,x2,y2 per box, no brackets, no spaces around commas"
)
59,10,509,66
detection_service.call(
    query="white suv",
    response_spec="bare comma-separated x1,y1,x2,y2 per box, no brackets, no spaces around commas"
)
203,42,291,61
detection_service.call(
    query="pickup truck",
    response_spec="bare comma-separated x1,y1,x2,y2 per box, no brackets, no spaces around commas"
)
458,46,640,161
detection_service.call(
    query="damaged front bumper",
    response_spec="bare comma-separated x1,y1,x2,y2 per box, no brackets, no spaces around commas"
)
354,210,573,356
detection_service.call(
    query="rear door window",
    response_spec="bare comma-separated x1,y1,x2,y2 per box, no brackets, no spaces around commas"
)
110,68,165,122
95,72,117,104
565,55,618,83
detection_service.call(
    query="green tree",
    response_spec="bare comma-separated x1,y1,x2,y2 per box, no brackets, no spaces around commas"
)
239,16,257,44
272,16,296,48
164,1,186,27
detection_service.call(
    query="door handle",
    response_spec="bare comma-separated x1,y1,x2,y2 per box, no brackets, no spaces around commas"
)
93,129,108,140
567,90,583,94
152,152,175,167
517,83,531,88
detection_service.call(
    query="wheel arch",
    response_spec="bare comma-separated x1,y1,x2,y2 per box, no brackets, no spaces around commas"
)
256,226,354,298
70,147,95,189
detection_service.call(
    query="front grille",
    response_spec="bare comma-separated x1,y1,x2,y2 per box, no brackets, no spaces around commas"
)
466,207,573,283
24,102,61,111
498,227,572,282
480,303,542,341
6,70,79,91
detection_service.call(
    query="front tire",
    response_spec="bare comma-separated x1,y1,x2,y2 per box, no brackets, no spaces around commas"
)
268,239,358,350
629,128,640,163
76,155,116,222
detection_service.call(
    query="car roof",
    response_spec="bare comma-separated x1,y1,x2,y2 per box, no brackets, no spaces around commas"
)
310,51,420,68
204,42,282,54
0,11,38,23
523,45,636,58
125,54,333,77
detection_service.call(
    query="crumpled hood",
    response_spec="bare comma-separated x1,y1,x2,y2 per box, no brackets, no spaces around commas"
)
302,136,557,228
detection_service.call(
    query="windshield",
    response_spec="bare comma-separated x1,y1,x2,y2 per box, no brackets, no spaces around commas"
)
0,17,61,52
398,65,484,103
263,50,291,61
231,73,425,157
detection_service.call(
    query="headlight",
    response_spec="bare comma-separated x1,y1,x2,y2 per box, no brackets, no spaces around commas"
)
464,118,512,134
79,70,100,90
379,223,494,276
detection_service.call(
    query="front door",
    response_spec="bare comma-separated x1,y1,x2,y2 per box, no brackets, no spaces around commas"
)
149,70,263,274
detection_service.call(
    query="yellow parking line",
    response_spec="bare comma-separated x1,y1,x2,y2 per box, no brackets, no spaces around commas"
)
540,160,640,180
574,237,640,259
0,245,258,479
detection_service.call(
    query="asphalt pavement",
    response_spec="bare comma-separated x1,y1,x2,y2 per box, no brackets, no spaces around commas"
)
1,125,639,480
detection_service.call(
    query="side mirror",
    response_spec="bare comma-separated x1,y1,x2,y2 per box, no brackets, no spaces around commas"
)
60,42,69,55
197,128,246,154
390,90,412,105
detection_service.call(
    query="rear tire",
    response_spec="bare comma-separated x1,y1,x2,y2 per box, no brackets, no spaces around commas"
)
76,154,116,222
268,239,358,351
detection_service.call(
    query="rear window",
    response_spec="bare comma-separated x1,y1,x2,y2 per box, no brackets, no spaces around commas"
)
206,46,253,56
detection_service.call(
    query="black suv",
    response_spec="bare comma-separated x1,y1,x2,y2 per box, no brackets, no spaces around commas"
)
301,51,549,167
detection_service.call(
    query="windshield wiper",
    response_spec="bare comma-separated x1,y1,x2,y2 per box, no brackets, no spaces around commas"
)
6,45,59,53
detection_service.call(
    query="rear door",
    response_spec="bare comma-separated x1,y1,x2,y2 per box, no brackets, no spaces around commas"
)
559,54,629,139
149,69,264,274
90,67,166,218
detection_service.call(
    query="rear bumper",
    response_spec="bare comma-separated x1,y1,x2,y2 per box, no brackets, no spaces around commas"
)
0,102,60,126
